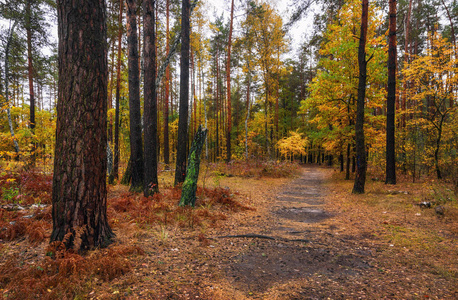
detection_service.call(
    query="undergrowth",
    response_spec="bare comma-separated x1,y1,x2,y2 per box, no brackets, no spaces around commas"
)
0,244,143,299
210,160,300,178
0,170,53,244
0,169,52,205
108,185,253,229
0,170,253,299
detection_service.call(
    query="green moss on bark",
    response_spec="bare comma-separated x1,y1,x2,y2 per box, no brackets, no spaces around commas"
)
179,125,207,207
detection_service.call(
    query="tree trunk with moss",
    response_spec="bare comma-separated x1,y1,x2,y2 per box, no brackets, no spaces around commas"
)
179,125,208,207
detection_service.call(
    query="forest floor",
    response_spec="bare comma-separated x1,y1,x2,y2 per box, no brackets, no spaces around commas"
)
0,163,457,299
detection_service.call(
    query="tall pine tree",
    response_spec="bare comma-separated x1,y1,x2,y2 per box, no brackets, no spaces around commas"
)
175,0,190,186
51,0,114,250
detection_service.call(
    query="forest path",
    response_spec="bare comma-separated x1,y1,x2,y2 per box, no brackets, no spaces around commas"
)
271,166,333,236
222,166,372,298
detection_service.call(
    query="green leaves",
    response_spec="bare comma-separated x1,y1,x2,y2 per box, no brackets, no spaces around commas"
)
300,0,387,156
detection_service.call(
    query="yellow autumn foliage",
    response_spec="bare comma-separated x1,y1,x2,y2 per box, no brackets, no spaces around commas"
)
276,131,308,160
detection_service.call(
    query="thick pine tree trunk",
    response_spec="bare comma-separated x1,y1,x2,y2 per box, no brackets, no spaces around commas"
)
126,0,144,192
179,125,207,207
51,0,114,250
175,0,190,186
143,0,159,195
386,0,397,184
352,0,369,194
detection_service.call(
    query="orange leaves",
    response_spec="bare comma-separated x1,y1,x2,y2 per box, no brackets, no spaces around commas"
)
107,185,249,230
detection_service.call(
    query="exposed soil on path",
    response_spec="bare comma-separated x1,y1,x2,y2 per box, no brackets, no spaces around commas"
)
218,166,457,299
222,167,373,298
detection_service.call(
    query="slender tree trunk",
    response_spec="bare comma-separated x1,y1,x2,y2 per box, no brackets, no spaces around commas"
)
352,0,369,194
51,0,114,250
108,38,115,112
215,54,220,159
26,0,36,164
386,0,397,185
245,65,251,160
107,37,116,143
401,0,411,127
190,47,196,136
164,0,170,166
112,0,123,182
226,0,234,163
434,117,445,179
4,21,20,156
202,68,208,160
275,49,280,154
340,153,344,172
143,0,159,195
441,0,456,49
440,0,456,108
126,0,144,192
155,4,160,162
175,0,190,185
346,143,351,180
138,13,142,80
265,86,269,157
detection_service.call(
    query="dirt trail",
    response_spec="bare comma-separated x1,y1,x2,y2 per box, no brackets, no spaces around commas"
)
272,166,333,234
223,167,372,298
219,166,458,299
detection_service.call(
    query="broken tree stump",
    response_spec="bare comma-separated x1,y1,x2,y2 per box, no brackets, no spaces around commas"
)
179,125,208,207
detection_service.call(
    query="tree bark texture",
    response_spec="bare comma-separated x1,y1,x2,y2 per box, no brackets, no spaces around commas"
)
352,0,369,194
175,0,190,186
143,0,159,195
179,125,207,207
121,156,132,185
386,0,397,185
126,0,144,192
51,0,114,250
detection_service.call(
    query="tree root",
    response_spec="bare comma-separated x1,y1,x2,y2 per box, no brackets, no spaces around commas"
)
216,234,309,243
